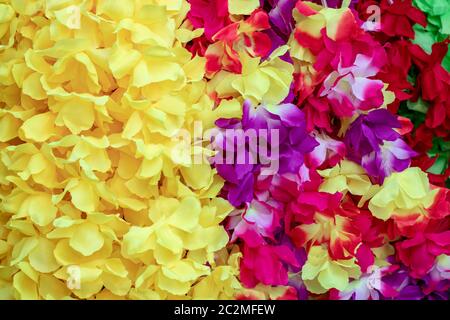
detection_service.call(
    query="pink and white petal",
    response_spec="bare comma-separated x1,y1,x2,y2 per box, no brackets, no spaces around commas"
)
385,139,418,160
352,77,384,102
353,54,379,78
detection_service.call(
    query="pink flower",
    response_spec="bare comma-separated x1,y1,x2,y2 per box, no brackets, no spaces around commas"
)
240,244,300,287
229,200,282,246
307,131,346,168
396,220,450,278
320,54,385,115
187,0,231,40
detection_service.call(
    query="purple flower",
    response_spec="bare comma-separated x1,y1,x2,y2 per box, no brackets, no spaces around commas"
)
345,109,400,157
344,109,417,183
212,100,318,207
262,0,296,60
265,0,296,39
333,258,450,300
286,245,309,300
310,0,358,8
382,262,450,300
362,138,418,183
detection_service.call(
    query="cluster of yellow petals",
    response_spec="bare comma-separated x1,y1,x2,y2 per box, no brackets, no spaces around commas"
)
208,46,294,107
318,160,373,197
319,163,439,223
0,0,242,299
301,245,361,294
300,243,394,295
368,167,438,221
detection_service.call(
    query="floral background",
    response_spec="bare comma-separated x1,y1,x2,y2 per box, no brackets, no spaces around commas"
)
0,0,449,300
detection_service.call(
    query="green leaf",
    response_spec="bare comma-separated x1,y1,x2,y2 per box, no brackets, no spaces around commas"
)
412,27,435,54
407,98,429,113
414,0,449,17
442,49,450,72
441,12,450,34
427,154,449,175
427,138,450,175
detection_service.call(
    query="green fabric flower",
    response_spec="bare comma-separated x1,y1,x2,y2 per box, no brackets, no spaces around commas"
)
427,138,450,175
413,0,450,71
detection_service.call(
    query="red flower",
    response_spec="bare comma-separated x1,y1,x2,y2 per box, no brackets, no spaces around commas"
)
410,42,450,102
396,218,450,278
204,10,273,76
376,40,414,112
356,0,426,39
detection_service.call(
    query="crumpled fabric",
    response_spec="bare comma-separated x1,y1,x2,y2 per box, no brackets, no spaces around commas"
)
1,0,449,302
0,0,241,300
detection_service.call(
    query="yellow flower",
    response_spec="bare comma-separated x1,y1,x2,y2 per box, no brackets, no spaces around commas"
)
192,247,242,299
209,47,294,106
368,167,438,221
302,245,361,294
0,0,241,300
0,4,16,50
318,160,373,197
228,0,260,16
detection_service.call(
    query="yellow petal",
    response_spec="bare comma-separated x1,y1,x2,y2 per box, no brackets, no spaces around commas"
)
38,274,71,300
57,100,95,134
23,73,47,100
0,113,21,142
156,225,183,254
168,197,201,232
29,238,60,273
157,272,191,296
397,167,428,199
69,223,104,256
228,0,260,15
97,0,135,21
138,157,163,178
13,271,38,300
28,194,58,227
122,226,153,256
102,273,131,296
109,45,142,79
72,278,103,299
162,260,208,282
70,180,99,213
180,163,213,190
318,262,349,291
10,237,38,266
122,111,143,139
20,112,56,142
104,259,128,278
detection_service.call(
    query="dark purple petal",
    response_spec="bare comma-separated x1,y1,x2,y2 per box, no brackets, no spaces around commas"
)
213,100,317,207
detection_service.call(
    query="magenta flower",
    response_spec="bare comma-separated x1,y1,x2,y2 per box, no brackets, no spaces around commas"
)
307,131,346,168
187,0,231,40
320,54,385,116
240,243,301,287
228,200,282,246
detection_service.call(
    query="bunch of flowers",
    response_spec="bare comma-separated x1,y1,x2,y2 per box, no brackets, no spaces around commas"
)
199,0,450,300
0,0,242,300
0,0,448,300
